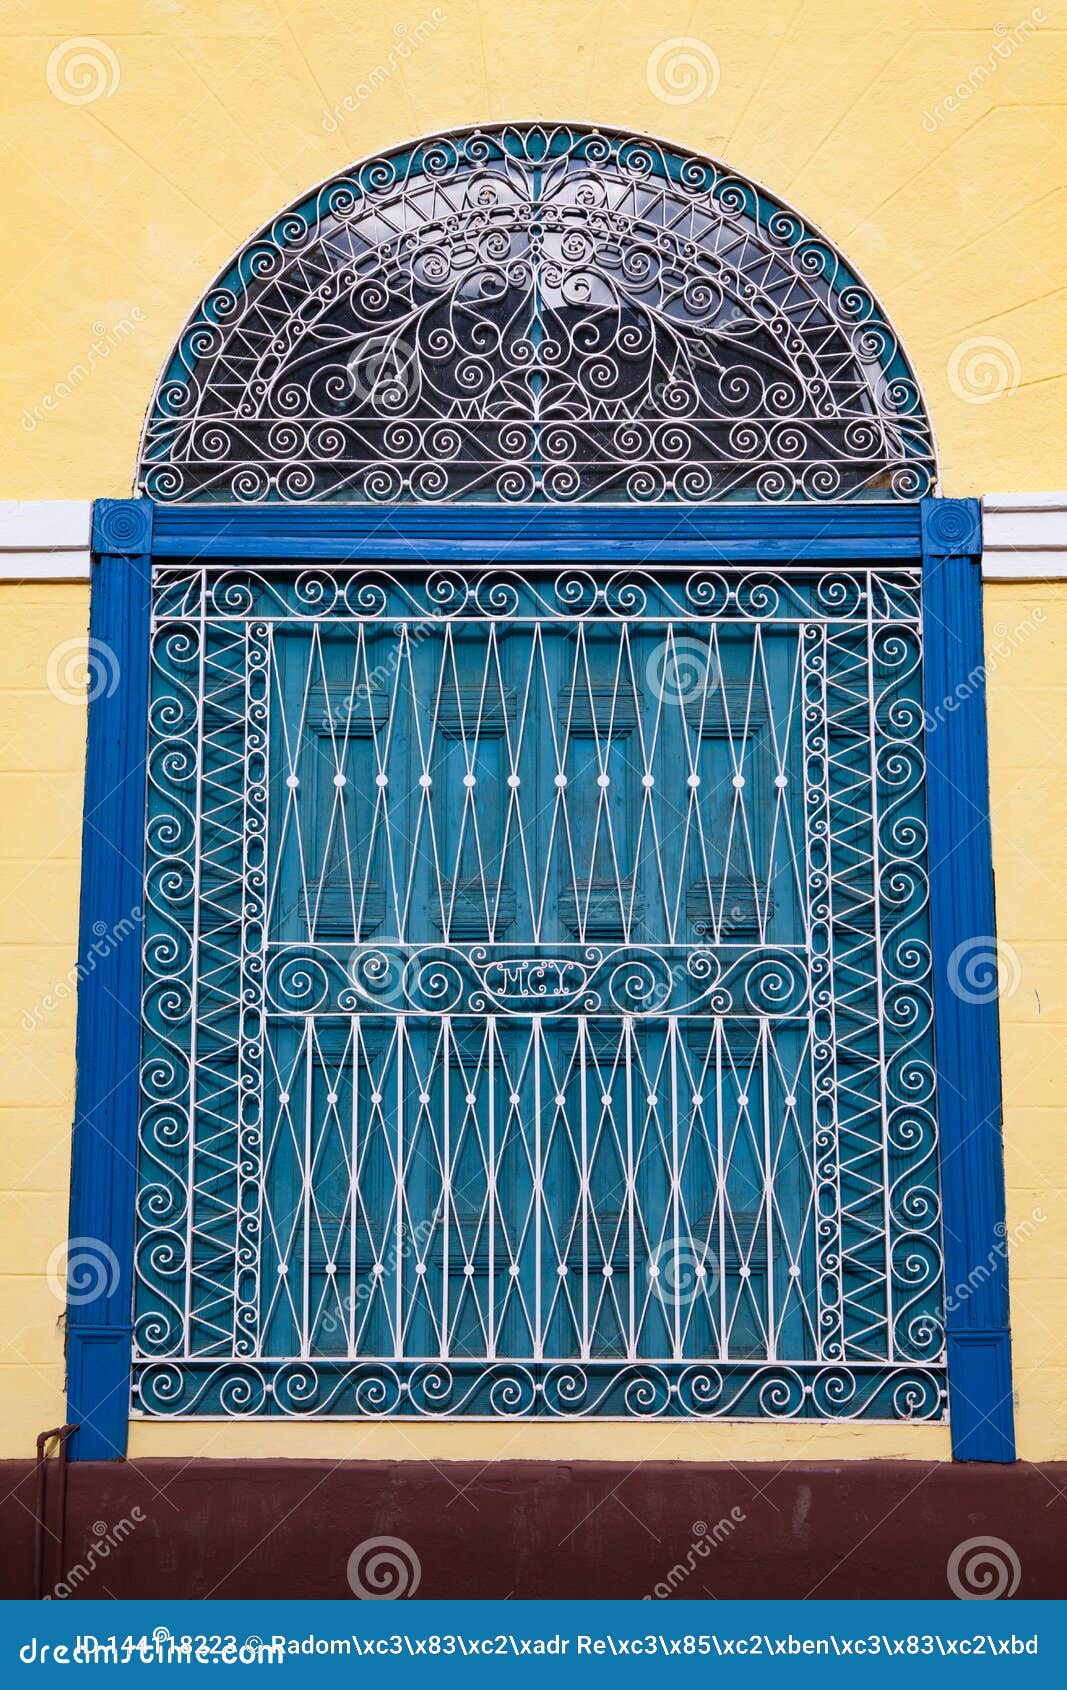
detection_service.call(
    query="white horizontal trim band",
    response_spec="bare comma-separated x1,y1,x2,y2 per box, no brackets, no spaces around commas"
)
0,499,91,548
0,500,91,579
982,492,1067,512
0,550,90,581
982,493,1067,579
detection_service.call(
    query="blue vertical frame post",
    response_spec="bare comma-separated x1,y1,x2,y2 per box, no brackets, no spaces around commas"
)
921,498,1015,1462
65,499,154,1459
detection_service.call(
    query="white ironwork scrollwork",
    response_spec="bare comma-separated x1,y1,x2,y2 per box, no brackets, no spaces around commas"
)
138,124,935,506
132,557,945,1421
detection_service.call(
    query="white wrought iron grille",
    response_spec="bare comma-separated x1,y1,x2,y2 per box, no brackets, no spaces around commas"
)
133,560,946,1420
137,124,936,506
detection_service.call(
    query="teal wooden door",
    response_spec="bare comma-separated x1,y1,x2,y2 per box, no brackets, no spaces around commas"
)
259,569,811,1399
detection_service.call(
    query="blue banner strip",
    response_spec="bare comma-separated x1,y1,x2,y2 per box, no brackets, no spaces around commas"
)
1,1600,1060,1686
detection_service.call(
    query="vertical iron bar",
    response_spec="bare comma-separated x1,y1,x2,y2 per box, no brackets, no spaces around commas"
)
624,1014,635,1361
487,1015,497,1361
579,1014,589,1361
532,1014,542,1363
762,1016,775,1363
441,1015,451,1361
395,1014,405,1360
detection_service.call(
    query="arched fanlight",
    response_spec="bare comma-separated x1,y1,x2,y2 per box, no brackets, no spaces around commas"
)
138,123,936,505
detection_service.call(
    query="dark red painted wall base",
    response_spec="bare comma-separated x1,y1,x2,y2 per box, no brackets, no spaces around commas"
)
3,1459,1065,1600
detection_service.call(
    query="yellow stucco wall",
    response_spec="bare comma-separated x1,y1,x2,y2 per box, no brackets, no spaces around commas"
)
1,0,1065,1462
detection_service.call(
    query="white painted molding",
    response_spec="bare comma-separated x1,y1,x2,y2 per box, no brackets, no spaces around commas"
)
982,494,1067,580
0,500,91,580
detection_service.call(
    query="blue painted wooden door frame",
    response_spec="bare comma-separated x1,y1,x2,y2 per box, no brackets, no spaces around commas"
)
66,496,1014,1461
